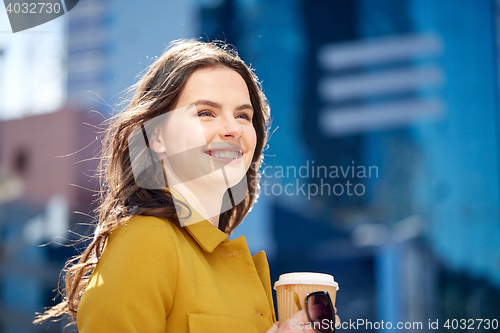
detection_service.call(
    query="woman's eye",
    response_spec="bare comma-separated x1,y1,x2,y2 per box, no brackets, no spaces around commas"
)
197,110,213,117
236,113,251,121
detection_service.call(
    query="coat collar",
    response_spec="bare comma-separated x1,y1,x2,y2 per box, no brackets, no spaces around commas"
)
170,189,229,253
185,220,229,253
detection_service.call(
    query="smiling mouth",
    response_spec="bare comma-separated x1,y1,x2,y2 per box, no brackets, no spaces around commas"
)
204,150,242,160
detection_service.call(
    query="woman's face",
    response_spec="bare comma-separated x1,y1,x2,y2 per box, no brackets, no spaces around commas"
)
151,66,257,189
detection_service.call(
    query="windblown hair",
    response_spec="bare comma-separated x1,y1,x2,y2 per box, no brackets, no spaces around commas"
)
34,39,270,324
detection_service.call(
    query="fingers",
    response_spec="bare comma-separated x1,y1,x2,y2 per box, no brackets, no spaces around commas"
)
277,310,317,332
275,309,340,332
334,307,341,328
266,321,279,333
280,309,308,329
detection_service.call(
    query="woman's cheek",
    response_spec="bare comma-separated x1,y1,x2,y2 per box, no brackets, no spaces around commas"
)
248,129,257,155
201,126,217,145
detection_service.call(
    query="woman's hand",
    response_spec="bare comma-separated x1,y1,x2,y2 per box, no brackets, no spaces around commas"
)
266,307,340,333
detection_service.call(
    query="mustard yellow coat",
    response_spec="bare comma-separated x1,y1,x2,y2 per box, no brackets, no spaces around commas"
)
77,214,276,332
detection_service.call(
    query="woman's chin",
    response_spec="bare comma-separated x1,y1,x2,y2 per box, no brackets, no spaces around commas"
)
204,171,246,189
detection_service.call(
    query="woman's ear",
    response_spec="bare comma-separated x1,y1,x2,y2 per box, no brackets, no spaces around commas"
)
149,127,166,154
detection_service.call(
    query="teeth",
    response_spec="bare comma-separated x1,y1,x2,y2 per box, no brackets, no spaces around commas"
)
210,151,240,159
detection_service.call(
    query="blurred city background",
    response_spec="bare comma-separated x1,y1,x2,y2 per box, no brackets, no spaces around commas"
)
1,0,500,332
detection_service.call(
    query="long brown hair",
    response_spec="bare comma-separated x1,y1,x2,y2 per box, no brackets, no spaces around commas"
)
34,39,270,324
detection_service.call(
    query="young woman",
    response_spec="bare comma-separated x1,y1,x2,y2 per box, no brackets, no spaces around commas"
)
35,39,333,332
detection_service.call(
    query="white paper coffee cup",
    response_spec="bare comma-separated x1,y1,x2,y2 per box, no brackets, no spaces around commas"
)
274,272,339,322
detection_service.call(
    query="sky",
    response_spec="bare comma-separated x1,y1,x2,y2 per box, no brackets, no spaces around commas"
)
0,6,66,120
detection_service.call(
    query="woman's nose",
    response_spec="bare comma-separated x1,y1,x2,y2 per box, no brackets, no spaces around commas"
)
218,116,243,138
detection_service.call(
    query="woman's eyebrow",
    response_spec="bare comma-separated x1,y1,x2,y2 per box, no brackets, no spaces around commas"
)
193,99,253,112
235,104,254,111
193,99,222,109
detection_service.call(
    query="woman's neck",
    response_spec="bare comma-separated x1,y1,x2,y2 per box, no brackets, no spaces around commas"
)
167,172,229,228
